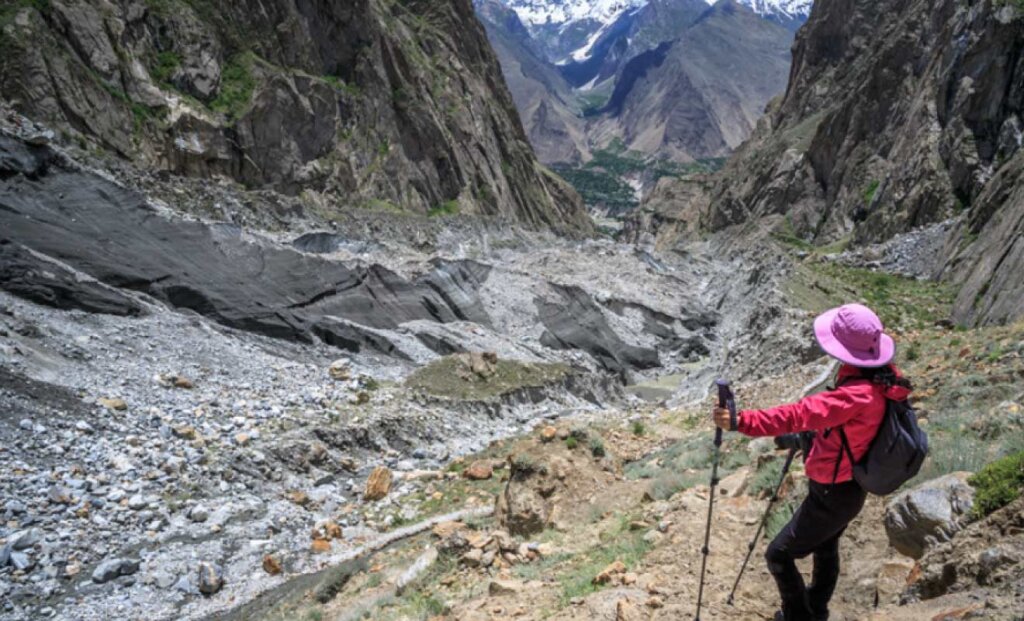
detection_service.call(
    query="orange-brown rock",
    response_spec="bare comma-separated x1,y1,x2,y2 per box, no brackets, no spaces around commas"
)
364,466,393,501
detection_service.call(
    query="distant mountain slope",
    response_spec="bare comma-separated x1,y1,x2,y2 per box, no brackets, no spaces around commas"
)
476,0,591,163
590,0,795,160
477,0,803,167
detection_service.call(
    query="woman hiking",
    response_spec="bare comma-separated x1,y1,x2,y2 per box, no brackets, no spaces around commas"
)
712,303,912,621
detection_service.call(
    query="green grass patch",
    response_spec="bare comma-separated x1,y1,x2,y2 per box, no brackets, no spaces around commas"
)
427,200,459,217
863,179,880,205
0,0,48,28
631,421,646,436
747,457,785,499
151,50,181,84
210,53,256,121
565,436,579,450
968,451,1024,519
786,261,955,332
557,513,651,605
406,356,571,401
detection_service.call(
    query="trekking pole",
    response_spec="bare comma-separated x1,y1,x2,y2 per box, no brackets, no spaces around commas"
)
695,379,736,621
725,445,798,606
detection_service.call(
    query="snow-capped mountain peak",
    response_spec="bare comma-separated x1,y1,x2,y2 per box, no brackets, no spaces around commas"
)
722,0,813,20
500,0,647,28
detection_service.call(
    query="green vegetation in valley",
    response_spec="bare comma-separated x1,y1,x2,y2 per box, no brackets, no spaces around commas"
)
552,140,725,215
969,451,1024,519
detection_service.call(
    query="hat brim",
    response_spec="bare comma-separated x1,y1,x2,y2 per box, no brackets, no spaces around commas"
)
813,308,895,367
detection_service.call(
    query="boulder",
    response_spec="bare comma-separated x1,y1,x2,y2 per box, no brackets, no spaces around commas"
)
92,558,139,584
594,560,627,585
262,555,282,576
328,358,352,381
364,466,393,501
463,461,494,481
197,562,223,595
488,579,523,596
98,397,128,411
884,473,975,559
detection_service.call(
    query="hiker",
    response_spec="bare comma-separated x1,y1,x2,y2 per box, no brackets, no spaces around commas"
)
712,303,912,621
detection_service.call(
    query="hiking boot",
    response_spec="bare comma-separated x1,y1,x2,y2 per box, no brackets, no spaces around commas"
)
773,609,816,621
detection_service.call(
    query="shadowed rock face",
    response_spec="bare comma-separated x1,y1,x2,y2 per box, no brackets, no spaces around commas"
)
0,137,493,354
1,134,709,375
0,240,143,317
0,0,588,233
537,285,661,378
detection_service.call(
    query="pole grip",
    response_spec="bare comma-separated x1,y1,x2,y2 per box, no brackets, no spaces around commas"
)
716,379,737,433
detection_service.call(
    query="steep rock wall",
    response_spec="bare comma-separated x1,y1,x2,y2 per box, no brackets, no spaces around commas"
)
0,0,589,232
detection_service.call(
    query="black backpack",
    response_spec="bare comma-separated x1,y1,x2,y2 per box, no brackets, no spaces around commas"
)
835,399,933,495
835,396,929,495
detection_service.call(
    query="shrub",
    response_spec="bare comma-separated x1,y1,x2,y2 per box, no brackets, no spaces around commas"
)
747,458,785,499
968,451,1024,519
589,437,606,458
565,436,578,450
210,53,256,121
631,421,646,436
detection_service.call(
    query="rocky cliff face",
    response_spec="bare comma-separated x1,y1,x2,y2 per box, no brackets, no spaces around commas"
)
674,0,1023,326
0,0,588,232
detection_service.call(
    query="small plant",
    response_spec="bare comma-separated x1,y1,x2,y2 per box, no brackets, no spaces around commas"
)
905,343,921,362
512,454,537,474
428,200,460,217
360,376,380,392
210,53,256,122
863,179,881,205
151,50,181,84
631,421,646,436
968,451,1024,519
747,457,785,499
565,436,578,450
569,427,589,442
589,436,606,458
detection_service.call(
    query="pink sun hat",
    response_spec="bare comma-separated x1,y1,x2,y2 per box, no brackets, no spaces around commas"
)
813,303,895,367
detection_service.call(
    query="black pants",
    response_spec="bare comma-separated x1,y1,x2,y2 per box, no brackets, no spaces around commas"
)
765,480,867,621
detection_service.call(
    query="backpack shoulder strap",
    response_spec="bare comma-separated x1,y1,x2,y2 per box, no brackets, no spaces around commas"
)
830,426,858,488
837,426,856,465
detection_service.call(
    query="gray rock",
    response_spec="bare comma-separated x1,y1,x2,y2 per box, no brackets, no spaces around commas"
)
127,494,147,510
9,552,32,571
11,528,41,550
197,561,223,596
188,505,209,523
91,558,139,584
884,473,975,559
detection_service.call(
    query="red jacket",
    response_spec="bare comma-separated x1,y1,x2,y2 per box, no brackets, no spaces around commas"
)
737,365,912,484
